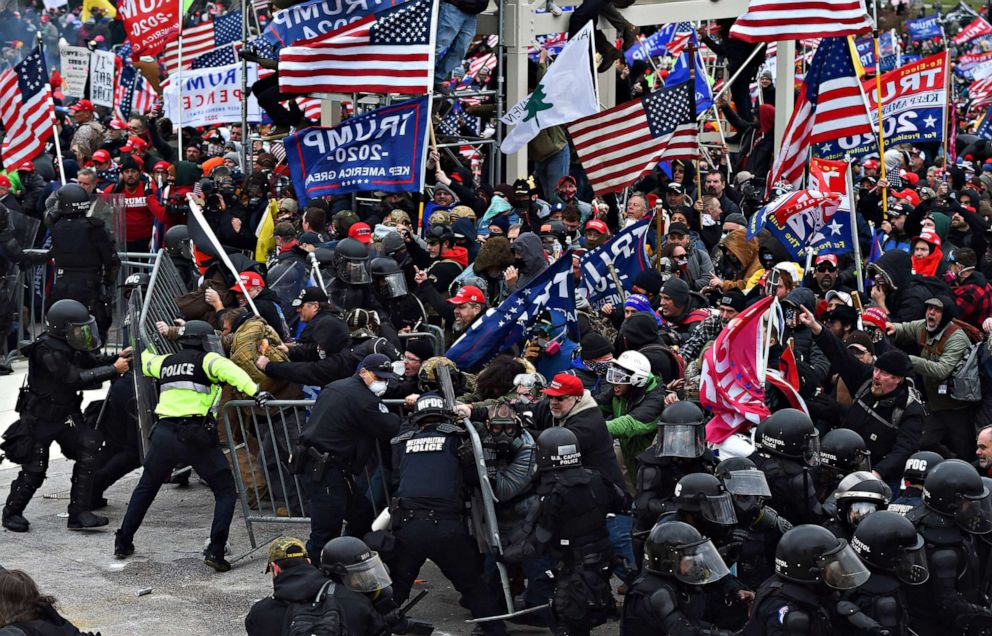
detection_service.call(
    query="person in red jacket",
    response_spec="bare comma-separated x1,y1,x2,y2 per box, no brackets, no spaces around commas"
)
103,156,167,252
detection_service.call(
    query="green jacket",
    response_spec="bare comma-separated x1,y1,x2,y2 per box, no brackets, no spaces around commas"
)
892,319,971,412
601,374,665,477
142,348,258,419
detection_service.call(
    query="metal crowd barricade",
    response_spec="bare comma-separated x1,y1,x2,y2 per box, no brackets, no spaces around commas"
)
222,398,408,553
398,330,444,357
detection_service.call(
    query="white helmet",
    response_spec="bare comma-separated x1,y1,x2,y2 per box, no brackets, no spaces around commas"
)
607,350,651,388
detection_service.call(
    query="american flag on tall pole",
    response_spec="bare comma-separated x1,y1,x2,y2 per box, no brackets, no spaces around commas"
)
278,0,439,96
0,45,54,170
768,37,873,192
729,0,872,42
161,11,242,77
567,80,698,196
115,42,159,119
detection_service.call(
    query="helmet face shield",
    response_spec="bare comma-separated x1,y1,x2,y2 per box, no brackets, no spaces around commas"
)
659,424,706,459
606,365,633,386
894,540,929,585
377,272,408,298
338,260,370,284
722,470,772,497
955,491,992,534
342,552,392,592
673,538,731,585
66,316,101,351
846,501,879,528
818,541,871,590
699,493,738,526
804,430,822,466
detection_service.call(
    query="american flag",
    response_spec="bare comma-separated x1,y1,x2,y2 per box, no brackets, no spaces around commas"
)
191,43,239,69
278,0,436,95
162,11,242,77
115,43,159,119
729,0,871,43
567,81,698,196
438,102,481,137
466,52,497,82
970,76,992,108
665,22,695,57
0,46,54,170
768,37,871,192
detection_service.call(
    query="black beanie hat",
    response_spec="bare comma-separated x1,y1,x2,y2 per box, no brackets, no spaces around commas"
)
661,277,691,308
875,350,913,378
580,332,613,359
404,337,434,362
120,156,141,172
718,289,747,312
633,269,664,295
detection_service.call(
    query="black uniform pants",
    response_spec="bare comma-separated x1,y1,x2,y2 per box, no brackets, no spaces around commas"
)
390,518,507,635
300,465,374,563
921,407,976,460
48,273,111,343
118,422,236,555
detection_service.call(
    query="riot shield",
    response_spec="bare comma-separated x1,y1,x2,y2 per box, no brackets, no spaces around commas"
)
128,289,158,458
435,363,513,613
90,192,127,248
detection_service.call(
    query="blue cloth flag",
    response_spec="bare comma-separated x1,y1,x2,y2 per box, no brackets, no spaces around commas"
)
908,14,942,41
747,191,843,259
579,219,651,310
665,49,713,115
283,96,430,206
623,22,694,66
446,257,578,370
977,107,992,139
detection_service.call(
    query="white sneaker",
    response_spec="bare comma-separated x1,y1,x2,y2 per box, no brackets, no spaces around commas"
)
546,0,563,16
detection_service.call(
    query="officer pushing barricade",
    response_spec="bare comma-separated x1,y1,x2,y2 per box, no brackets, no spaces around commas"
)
114,320,274,571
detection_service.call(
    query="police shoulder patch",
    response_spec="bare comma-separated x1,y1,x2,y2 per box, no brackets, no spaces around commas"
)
777,605,790,624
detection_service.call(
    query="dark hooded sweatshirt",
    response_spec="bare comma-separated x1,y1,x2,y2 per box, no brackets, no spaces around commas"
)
509,232,548,291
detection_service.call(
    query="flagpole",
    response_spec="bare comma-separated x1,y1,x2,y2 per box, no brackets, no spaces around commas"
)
846,163,865,294
38,35,66,184
241,4,249,175
704,43,766,109
176,0,184,161
943,50,951,165
687,39,702,215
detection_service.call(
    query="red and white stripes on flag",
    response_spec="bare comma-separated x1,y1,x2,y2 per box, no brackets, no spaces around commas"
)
729,0,872,43
768,96,814,189
162,21,215,76
0,47,54,170
970,76,992,108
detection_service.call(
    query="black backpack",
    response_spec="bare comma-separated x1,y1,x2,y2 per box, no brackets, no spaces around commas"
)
283,581,350,636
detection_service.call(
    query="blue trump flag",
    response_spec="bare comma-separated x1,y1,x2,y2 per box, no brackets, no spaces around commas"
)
747,190,844,259
446,256,578,370
908,15,942,41
283,96,430,206
977,107,992,139
623,22,695,66
246,0,402,56
665,49,713,114
580,219,651,310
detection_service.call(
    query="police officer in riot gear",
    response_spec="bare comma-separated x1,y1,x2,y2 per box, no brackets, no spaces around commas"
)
824,471,892,540
715,457,792,589
0,200,48,371
503,427,625,636
164,224,196,290
370,256,427,332
621,521,735,636
633,401,717,565
743,524,871,636
115,320,274,571
888,451,944,515
388,393,508,636
844,510,929,635
47,184,120,343
904,459,992,635
811,428,871,504
328,238,396,343
748,409,825,525
1,300,130,533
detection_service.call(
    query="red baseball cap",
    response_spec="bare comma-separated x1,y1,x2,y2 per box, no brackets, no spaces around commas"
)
153,160,171,172
861,306,888,331
92,149,111,163
128,136,148,150
69,99,94,112
863,159,879,170
448,285,485,305
913,229,941,249
0,175,10,188
17,161,33,172
585,220,609,234
542,372,584,397
109,119,128,130
349,222,372,244
891,189,921,207
815,254,838,267
231,271,265,290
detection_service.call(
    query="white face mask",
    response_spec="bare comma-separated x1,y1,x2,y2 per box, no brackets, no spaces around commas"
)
368,380,388,397
701,213,717,227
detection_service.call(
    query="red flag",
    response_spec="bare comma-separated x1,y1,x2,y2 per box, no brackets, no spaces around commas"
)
118,0,181,58
779,342,801,391
729,0,872,42
954,16,992,45
700,296,774,444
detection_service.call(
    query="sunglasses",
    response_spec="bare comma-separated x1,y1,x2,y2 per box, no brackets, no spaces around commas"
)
548,395,572,402
816,264,837,273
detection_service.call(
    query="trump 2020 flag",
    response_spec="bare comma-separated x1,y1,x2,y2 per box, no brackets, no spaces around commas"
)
908,14,942,41
283,96,430,206
500,21,597,155
580,219,651,311
446,256,578,370
807,158,855,256
747,190,843,259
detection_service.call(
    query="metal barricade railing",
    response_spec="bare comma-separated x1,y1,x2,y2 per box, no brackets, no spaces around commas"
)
398,330,444,357
222,398,408,552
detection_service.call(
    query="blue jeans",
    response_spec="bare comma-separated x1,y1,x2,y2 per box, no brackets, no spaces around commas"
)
118,422,236,556
607,513,635,580
435,3,477,84
533,144,570,201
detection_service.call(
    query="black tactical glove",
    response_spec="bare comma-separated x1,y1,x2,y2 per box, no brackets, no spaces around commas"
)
254,390,275,408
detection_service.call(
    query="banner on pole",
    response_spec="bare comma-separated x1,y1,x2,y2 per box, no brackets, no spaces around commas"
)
807,159,854,256
89,50,116,107
118,0,181,57
255,0,399,54
907,14,942,41
162,63,262,128
60,46,91,98
579,219,651,310
283,96,430,206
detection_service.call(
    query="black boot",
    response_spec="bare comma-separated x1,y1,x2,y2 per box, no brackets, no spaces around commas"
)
68,463,107,530
114,530,135,559
68,510,109,530
2,506,29,532
204,552,231,572
4,472,41,533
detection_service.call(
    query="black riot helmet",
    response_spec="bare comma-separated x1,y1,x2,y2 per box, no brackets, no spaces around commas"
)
409,393,454,427
673,473,738,526
176,320,217,350
56,183,91,217
818,428,871,474
165,224,193,261
902,451,944,489
313,247,336,267
643,521,730,585
657,401,706,459
755,408,820,464
46,299,101,351
716,456,772,516
852,511,929,585
381,232,410,268
427,224,455,249
369,257,408,299
922,459,992,534
319,536,392,593
536,427,582,471
833,471,892,530
333,238,370,284
774,525,870,590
